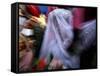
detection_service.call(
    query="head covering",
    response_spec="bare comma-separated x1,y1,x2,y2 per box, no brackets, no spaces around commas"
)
39,9,80,69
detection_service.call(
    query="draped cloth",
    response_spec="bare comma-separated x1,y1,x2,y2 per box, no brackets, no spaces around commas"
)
39,9,80,69
74,19,96,54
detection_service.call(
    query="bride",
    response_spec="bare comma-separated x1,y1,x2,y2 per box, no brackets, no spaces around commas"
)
39,9,80,69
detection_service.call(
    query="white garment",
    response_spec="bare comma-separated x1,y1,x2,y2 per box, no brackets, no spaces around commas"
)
21,28,34,36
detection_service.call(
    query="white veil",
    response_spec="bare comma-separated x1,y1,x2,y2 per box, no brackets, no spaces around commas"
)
39,9,79,68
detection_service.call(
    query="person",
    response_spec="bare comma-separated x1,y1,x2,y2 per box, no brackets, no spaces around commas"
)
71,20,97,68
71,20,96,55
19,34,34,72
39,9,80,69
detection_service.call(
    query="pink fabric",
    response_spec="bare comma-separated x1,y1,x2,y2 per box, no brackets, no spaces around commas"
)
73,8,85,29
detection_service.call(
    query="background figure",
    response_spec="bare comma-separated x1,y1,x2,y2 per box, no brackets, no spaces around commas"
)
70,20,97,68
19,34,34,72
72,20,96,55
39,9,80,69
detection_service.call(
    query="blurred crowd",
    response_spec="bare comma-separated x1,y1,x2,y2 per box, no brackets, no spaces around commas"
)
18,4,97,72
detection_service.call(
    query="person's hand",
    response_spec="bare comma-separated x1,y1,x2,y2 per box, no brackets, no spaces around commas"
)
23,20,34,29
48,58,63,70
30,15,46,28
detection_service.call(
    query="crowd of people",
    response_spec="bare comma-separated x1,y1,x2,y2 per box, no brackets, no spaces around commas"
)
18,4,97,72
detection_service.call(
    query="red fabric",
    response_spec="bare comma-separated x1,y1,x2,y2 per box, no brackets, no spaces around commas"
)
73,8,85,29
37,59,46,70
32,59,46,71
26,5,40,17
